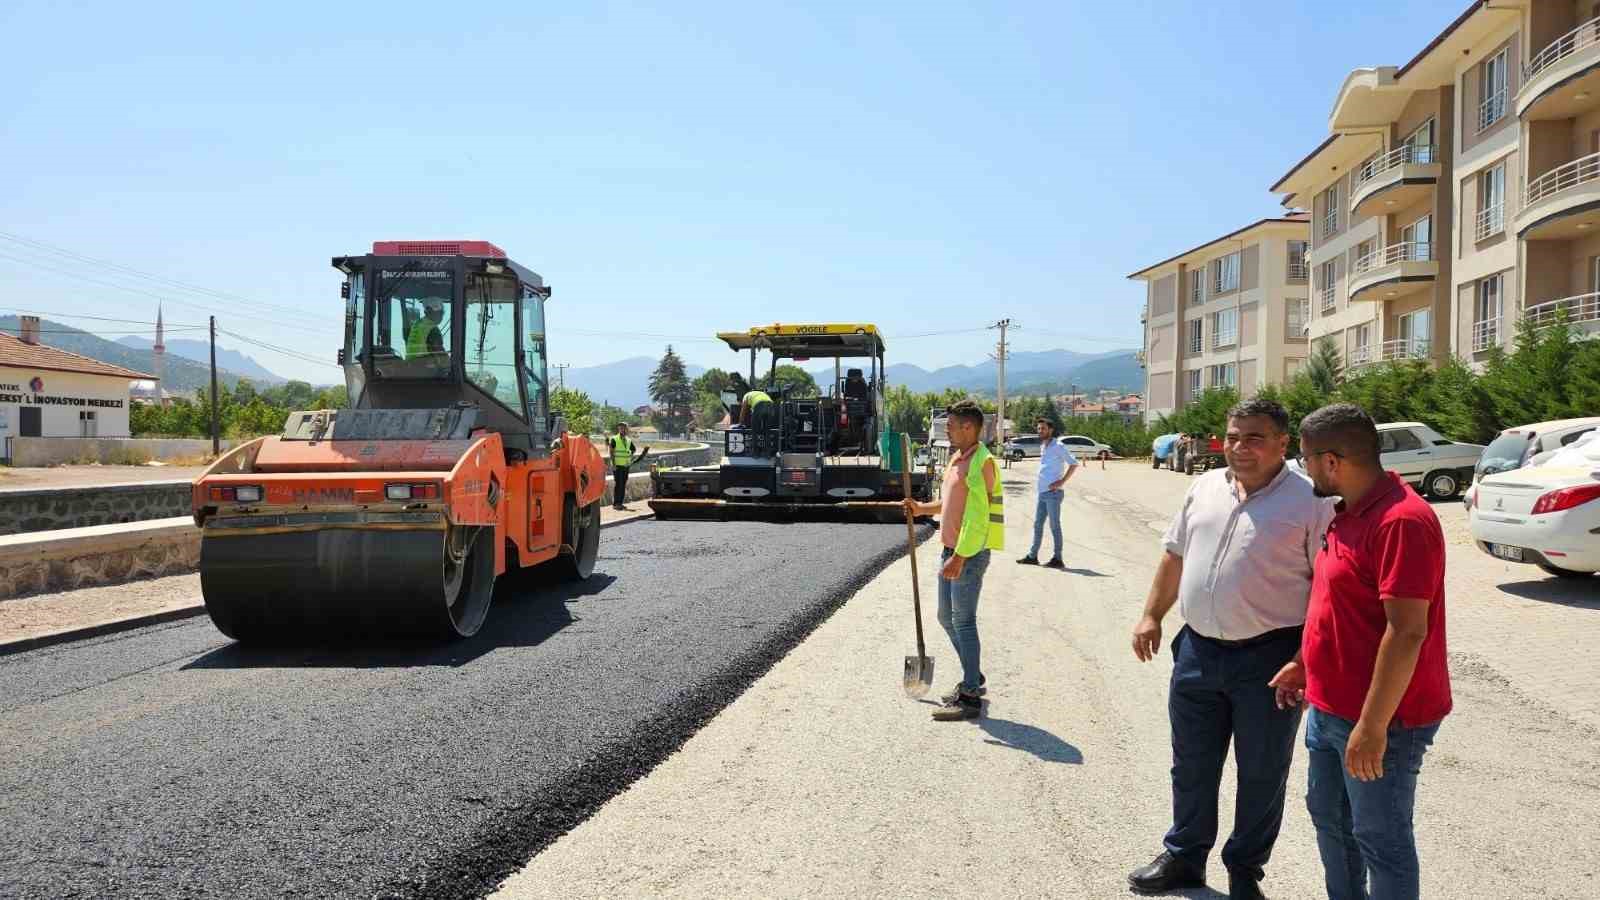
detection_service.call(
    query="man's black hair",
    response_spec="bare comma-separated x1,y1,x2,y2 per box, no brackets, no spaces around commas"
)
948,399,985,430
1035,415,1058,436
1299,403,1381,465
1227,397,1290,435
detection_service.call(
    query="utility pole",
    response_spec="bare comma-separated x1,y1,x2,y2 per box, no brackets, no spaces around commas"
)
208,315,220,455
988,318,1013,448
554,363,570,391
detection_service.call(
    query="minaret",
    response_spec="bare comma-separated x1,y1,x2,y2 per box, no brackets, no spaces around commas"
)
152,303,166,405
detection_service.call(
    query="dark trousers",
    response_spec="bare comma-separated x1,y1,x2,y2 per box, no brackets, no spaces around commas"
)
1164,624,1304,881
612,465,629,507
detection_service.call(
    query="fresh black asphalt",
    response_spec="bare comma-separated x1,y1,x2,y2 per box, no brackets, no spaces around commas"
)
0,518,929,900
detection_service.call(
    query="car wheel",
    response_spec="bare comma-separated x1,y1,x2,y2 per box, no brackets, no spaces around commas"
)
1424,471,1459,500
1537,561,1595,580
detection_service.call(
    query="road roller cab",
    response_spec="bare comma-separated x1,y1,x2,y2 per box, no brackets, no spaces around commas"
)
191,241,607,642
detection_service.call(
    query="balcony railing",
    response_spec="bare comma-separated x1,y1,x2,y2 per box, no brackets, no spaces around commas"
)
1319,285,1337,313
1526,151,1600,205
1354,144,1437,187
1525,16,1600,84
1525,292,1600,329
1288,260,1309,281
1475,202,1505,241
1353,241,1432,275
1478,88,1507,132
1379,338,1431,362
1471,319,1500,353
1211,330,1238,351
1349,344,1373,366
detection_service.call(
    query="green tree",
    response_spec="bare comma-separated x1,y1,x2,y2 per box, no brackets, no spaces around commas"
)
885,384,931,436
314,384,349,409
757,364,819,398
1305,337,1342,394
1158,387,1239,437
648,345,694,436
692,368,736,398
550,386,596,436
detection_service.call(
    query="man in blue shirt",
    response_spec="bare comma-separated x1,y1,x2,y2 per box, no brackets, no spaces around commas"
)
1018,416,1078,570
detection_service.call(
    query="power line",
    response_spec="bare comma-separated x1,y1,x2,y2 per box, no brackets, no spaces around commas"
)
1,309,204,327
216,328,341,370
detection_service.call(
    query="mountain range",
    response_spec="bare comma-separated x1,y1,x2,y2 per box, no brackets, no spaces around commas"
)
118,335,287,385
0,315,254,395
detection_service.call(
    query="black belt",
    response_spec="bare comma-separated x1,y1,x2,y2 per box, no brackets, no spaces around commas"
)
1191,624,1302,649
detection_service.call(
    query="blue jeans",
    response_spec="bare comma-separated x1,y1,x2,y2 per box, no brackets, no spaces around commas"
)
1305,707,1440,900
1028,489,1063,559
936,547,989,692
1164,626,1304,880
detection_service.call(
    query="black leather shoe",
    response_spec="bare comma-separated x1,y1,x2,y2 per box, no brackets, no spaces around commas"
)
1228,872,1267,900
1128,851,1205,894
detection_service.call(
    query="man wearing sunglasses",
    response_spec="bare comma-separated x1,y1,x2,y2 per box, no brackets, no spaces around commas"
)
1129,398,1333,900
1276,404,1450,900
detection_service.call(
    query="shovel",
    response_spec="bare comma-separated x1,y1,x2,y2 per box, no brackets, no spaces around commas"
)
899,439,934,698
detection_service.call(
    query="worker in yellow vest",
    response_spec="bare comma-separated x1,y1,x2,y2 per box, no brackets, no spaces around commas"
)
903,399,1004,721
406,297,447,362
608,422,649,510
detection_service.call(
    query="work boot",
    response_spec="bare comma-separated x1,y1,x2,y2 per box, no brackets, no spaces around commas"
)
1128,851,1206,894
1016,555,1039,565
1044,557,1066,570
939,676,986,706
1228,871,1268,900
931,692,981,721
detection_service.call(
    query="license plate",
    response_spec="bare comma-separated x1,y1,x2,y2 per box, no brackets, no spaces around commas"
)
1490,543,1524,562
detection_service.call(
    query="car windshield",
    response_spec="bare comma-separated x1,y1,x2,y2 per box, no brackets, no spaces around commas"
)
1478,432,1530,477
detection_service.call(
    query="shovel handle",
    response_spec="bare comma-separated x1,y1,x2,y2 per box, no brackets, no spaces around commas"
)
901,440,927,659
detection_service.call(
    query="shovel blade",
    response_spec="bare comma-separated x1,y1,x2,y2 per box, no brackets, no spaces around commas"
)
902,654,935,698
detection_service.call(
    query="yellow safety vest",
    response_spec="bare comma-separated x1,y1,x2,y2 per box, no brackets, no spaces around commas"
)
955,443,1005,556
609,435,634,467
744,390,772,408
407,318,440,357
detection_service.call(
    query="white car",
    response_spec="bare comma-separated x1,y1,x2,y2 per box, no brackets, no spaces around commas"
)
1376,422,1483,500
1474,417,1600,484
1061,434,1113,459
1468,433,1600,578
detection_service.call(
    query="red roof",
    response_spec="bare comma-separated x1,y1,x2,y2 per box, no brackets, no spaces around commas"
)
0,332,153,380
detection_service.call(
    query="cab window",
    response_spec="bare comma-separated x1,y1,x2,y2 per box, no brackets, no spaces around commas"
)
464,273,522,416
521,284,550,432
370,269,453,379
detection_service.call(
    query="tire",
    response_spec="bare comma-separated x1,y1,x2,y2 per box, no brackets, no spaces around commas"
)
1184,457,1195,476
548,495,601,581
1151,456,1161,470
1420,470,1458,500
1537,561,1595,579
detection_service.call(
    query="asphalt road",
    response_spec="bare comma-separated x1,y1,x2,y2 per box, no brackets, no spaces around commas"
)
0,517,925,900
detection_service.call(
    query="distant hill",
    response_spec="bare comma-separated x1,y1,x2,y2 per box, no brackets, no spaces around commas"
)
0,315,248,395
809,348,1140,396
564,356,707,409
118,335,287,385
982,352,1144,398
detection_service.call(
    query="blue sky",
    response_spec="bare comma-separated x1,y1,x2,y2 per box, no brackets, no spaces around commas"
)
1,0,1466,384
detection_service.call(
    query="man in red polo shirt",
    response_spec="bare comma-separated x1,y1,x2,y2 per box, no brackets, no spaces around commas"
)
1270,404,1450,900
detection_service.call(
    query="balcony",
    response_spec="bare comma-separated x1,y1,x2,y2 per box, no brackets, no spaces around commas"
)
1471,319,1500,354
1478,89,1508,132
1347,241,1438,302
1474,202,1505,242
1349,344,1373,367
1350,145,1440,219
1379,338,1431,363
1524,292,1600,335
1516,151,1600,239
1319,285,1337,314
1211,330,1238,351
1519,16,1600,121
1288,260,1309,282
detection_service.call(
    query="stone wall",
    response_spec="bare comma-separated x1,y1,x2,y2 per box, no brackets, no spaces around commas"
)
8,437,232,467
0,481,191,536
0,518,198,600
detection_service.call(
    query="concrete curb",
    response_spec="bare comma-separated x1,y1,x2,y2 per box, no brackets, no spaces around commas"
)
0,512,656,657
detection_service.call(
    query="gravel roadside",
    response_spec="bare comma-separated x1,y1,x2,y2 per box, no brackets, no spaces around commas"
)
494,461,1600,900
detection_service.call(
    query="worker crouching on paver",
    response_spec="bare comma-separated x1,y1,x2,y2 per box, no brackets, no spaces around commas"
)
1278,404,1450,900
903,400,1003,722
1127,398,1334,900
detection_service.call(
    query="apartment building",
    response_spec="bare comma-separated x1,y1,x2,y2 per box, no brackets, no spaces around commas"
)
1129,216,1312,423
1271,1,1600,370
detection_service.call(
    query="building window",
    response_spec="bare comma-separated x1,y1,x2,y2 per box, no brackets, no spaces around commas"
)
1352,240,1376,274
1405,119,1436,164
1211,308,1239,349
1191,269,1204,305
1208,363,1237,389
1321,185,1340,237
1396,309,1432,360
1186,369,1202,400
1352,323,1373,365
1319,260,1337,313
1401,215,1432,261
1473,274,1502,352
1477,164,1506,240
1479,49,1508,132
1213,252,1240,293
78,410,97,437
1188,317,1203,354
1287,241,1308,281
1287,297,1309,339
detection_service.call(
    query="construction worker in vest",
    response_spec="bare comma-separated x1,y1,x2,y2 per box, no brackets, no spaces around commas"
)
903,399,1004,721
406,296,448,363
608,422,649,510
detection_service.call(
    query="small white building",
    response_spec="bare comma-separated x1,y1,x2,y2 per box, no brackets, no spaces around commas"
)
0,317,153,456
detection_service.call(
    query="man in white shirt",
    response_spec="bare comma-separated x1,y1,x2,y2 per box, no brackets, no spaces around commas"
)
1017,416,1078,570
